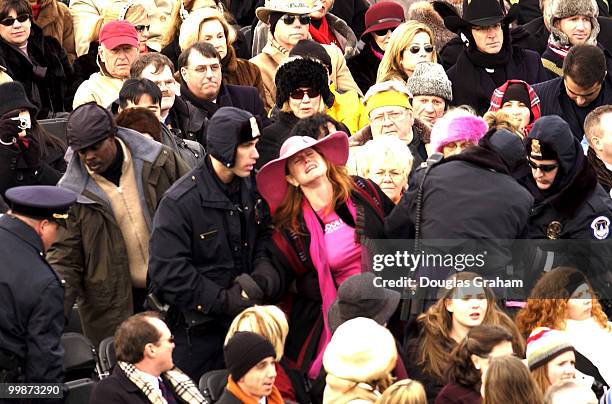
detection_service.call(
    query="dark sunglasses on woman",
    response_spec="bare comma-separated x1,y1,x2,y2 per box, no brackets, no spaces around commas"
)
0,14,30,26
528,160,559,172
408,44,434,54
134,24,150,32
290,88,320,100
282,14,311,26
374,28,394,37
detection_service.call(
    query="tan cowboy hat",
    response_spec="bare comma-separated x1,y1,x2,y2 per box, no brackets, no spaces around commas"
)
255,0,322,24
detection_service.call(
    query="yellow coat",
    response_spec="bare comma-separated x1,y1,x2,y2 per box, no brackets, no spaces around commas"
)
327,83,368,135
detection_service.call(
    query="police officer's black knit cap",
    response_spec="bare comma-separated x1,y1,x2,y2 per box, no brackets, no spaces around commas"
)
275,57,335,109
290,39,333,73
5,185,76,221
206,107,261,168
526,116,581,174
224,332,276,381
0,82,38,118
67,102,117,152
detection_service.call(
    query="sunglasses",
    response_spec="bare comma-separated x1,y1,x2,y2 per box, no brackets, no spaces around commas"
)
134,24,150,32
373,28,394,36
290,88,320,100
0,14,30,26
408,44,434,54
281,14,311,26
528,160,559,172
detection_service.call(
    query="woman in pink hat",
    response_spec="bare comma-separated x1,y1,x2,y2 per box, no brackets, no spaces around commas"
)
256,130,395,395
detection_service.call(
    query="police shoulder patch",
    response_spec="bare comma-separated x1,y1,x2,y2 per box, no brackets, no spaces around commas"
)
591,216,611,240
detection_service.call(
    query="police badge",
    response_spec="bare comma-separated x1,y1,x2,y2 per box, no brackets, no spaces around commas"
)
547,220,562,239
591,216,610,240
531,139,542,159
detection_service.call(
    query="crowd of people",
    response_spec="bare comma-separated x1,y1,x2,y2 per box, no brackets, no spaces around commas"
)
1,0,612,403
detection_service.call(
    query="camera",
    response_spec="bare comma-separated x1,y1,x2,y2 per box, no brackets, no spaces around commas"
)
10,116,31,131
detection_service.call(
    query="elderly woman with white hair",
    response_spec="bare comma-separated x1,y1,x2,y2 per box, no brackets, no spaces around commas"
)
359,136,414,204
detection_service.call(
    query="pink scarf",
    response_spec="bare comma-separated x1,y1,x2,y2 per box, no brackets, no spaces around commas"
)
303,197,356,379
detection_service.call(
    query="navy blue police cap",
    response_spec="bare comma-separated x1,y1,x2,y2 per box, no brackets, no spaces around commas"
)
5,186,77,222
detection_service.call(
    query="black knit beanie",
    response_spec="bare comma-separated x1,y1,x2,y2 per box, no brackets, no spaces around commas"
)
502,83,530,109
269,12,284,38
224,332,276,381
289,39,332,73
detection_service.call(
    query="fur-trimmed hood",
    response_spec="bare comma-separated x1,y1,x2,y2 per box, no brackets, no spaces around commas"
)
408,1,457,51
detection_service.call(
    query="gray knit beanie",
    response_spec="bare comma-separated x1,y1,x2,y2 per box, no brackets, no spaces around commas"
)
406,62,453,103
549,0,600,47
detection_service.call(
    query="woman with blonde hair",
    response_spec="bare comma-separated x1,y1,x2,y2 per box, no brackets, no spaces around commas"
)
482,355,544,404
405,271,525,402
376,21,437,84
225,305,306,402
177,7,264,94
375,379,427,404
515,266,612,388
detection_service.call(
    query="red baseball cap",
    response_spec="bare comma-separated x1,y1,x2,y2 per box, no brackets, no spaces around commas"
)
99,20,138,50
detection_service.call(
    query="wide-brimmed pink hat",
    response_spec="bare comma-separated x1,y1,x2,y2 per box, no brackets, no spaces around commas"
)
256,131,349,211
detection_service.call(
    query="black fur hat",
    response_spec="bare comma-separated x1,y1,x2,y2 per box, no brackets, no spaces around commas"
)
274,57,335,109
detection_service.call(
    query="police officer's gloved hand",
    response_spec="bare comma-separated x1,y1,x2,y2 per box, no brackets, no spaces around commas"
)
0,118,20,145
249,257,282,300
220,283,261,317
235,273,264,300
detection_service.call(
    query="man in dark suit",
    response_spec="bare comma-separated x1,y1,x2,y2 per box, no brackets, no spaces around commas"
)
177,42,267,145
90,312,205,404
534,44,612,140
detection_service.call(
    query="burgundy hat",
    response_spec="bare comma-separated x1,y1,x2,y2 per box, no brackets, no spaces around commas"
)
99,20,139,50
361,1,405,39
256,131,349,212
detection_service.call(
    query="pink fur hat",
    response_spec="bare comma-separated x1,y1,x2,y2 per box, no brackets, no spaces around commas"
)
430,111,488,153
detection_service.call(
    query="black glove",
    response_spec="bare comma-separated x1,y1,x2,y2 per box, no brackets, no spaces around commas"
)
235,273,264,301
250,257,283,300
221,283,261,317
0,118,20,145
16,134,41,169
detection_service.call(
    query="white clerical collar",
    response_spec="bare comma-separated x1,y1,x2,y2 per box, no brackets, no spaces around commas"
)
258,397,267,404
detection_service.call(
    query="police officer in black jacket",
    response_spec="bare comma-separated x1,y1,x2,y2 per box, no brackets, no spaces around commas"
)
0,185,76,384
148,107,281,381
524,115,612,301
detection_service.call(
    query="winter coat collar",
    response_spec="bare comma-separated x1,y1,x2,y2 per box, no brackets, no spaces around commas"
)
529,159,599,217
0,214,45,254
194,156,255,209
33,0,61,31
59,128,163,213
444,145,510,175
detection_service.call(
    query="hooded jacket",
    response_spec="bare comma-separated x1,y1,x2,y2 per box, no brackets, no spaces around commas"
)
385,130,534,278
525,116,612,293
46,128,189,347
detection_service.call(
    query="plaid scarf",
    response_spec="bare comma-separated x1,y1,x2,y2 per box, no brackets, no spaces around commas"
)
118,361,208,404
547,35,571,60
488,79,541,135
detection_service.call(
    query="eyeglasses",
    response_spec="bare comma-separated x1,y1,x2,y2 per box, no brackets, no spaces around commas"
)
185,63,221,74
290,88,320,100
159,335,175,344
408,44,434,54
528,160,559,172
373,28,394,36
0,14,30,26
370,110,405,125
281,14,311,26
134,24,150,32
